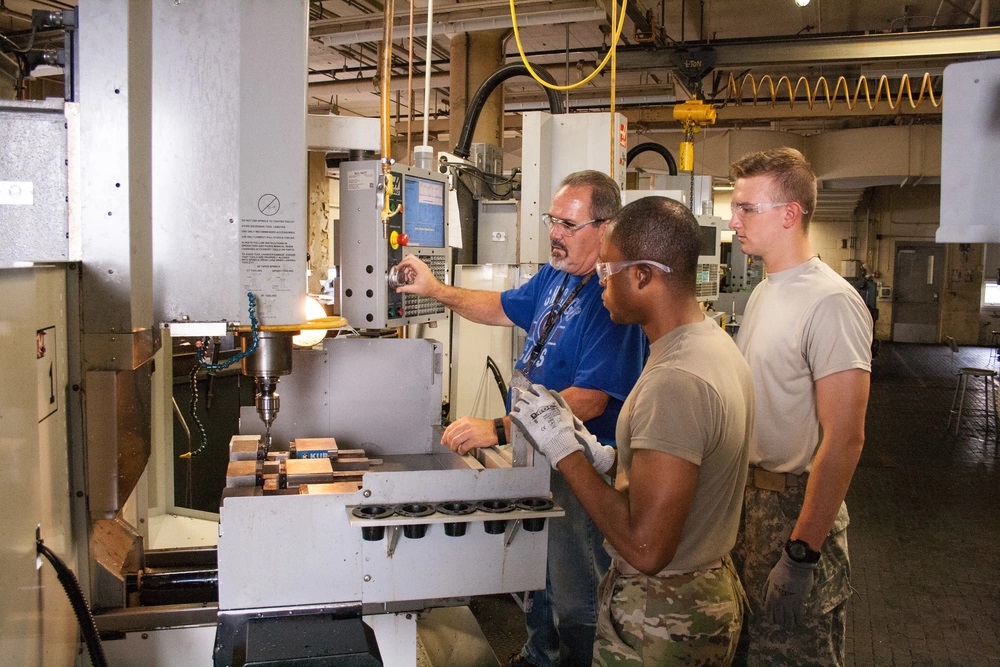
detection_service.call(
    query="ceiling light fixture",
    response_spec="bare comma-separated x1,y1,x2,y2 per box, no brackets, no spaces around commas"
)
795,0,811,5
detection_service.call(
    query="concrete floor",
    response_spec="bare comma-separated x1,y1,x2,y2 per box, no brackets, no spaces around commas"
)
470,342,1000,666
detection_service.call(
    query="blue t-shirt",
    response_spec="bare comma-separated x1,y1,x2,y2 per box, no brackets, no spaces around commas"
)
500,264,646,444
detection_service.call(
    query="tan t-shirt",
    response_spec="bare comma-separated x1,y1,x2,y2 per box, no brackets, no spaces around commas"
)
608,316,754,573
736,257,873,474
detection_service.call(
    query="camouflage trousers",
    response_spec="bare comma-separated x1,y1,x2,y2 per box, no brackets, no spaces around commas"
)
732,482,851,667
592,555,745,666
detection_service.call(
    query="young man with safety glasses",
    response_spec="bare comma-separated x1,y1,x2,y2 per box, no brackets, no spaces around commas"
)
396,170,645,667
728,147,872,666
510,196,754,665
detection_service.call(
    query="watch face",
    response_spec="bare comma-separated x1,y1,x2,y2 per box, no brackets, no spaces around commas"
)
786,539,819,563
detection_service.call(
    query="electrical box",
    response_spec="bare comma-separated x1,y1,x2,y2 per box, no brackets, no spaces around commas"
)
470,143,503,177
0,100,76,267
338,161,449,329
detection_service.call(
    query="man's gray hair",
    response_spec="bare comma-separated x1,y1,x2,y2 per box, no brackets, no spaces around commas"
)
559,170,622,221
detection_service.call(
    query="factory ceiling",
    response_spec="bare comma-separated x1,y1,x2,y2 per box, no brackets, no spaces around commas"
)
302,0,1000,138
2,1,998,139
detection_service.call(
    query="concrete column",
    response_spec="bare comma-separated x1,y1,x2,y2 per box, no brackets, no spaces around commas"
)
448,29,506,151
307,151,331,295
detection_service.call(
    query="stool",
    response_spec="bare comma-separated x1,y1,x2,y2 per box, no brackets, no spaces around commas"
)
947,337,999,444
990,331,1000,364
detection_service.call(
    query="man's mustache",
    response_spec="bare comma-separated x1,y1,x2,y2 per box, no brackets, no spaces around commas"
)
551,240,567,253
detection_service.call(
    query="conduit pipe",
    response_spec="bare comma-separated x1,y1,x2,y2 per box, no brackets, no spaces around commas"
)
626,142,678,175
421,0,434,147
413,0,435,170
453,63,564,159
379,0,395,165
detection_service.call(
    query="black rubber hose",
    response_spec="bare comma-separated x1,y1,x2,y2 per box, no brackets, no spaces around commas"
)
626,141,678,175
453,63,564,159
37,538,108,667
485,356,508,404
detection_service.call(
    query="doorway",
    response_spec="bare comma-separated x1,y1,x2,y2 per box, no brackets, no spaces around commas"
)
892,242,944,343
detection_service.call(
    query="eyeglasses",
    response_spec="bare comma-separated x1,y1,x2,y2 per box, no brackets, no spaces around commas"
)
595,260,673,286
730,201,794,217
541,213,606,235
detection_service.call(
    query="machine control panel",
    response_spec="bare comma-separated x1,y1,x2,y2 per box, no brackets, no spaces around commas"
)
338,161,449,328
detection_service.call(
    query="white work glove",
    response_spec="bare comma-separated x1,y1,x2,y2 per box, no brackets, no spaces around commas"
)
550,391,616,475
763,551,817,629
509,384,581,469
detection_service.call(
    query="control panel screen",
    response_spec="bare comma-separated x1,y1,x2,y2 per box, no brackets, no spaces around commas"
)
402,175,446,247
698,224,718,257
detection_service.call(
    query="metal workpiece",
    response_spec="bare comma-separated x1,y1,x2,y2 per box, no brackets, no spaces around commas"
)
229,434,262,461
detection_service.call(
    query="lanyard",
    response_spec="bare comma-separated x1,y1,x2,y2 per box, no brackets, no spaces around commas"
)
522,272,592,376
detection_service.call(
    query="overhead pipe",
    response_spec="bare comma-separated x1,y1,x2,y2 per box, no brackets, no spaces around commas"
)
421,0,435,147
413,0,435,170
379,0,395,164
453,63,564,159
626,141,678,175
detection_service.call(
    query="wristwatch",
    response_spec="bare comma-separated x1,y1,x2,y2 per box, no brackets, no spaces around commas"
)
785,539,821,564
494,418,507,446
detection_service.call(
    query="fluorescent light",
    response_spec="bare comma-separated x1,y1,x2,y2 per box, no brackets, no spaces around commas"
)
795,0,811,5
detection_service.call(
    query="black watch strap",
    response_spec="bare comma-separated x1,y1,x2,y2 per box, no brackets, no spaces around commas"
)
785,539,821,564
494,418,507,446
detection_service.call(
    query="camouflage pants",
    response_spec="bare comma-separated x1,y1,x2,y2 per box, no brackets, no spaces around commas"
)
592,555,745,666
732,483,851,667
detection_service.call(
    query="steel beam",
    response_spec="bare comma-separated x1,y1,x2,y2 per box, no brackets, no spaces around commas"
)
390,97,943,137
614,27,1000,70
312,0,605,46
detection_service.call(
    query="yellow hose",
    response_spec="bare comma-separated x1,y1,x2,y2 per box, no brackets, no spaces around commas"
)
723,72,942,111
509,0,627,91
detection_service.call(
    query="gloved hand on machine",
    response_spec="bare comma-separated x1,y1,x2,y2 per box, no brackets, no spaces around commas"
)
508,383,615,474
